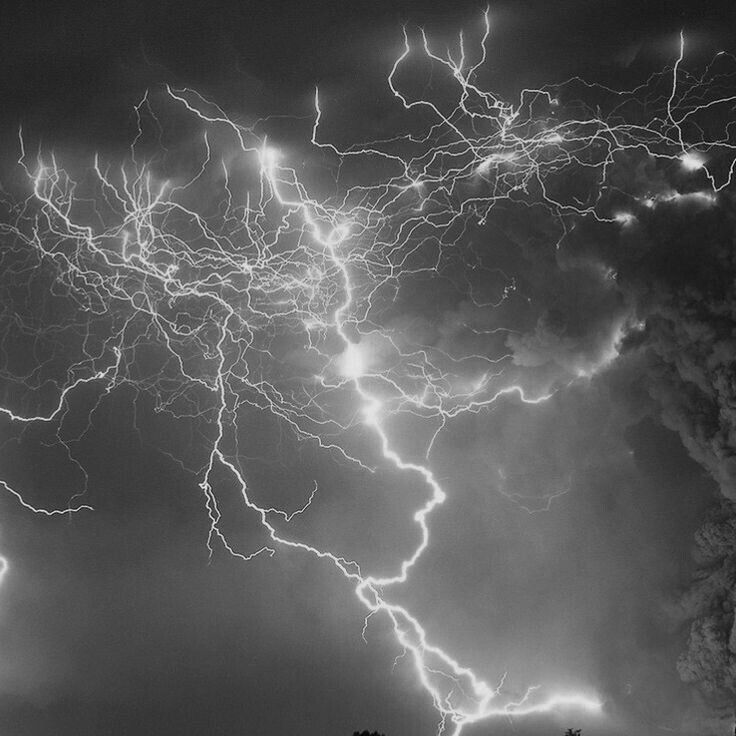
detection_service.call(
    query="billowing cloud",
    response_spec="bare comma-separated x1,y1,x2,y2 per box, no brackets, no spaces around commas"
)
458,141,736,723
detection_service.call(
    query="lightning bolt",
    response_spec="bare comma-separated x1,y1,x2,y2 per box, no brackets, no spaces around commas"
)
1,11,735,734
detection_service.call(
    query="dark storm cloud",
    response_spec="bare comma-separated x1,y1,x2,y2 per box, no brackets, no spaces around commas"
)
561,187,736,502
475,152,736,721
505,256,628,378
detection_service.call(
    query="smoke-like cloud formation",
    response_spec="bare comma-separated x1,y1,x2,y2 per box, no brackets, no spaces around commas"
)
494,149,736,724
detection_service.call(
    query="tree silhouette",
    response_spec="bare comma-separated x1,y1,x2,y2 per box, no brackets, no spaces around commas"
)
564,729,582,736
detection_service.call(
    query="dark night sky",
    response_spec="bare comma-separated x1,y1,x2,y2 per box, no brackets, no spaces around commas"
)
1,2,736,736
1,0,734,146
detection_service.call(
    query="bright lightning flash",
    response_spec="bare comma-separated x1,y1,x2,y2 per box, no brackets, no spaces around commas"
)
680,152,705,171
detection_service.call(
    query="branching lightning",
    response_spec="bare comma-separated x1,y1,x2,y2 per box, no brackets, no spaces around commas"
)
1,12,735,734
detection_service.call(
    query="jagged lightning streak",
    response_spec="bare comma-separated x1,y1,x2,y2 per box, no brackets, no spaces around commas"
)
251,146,600,734
1,11,735,735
